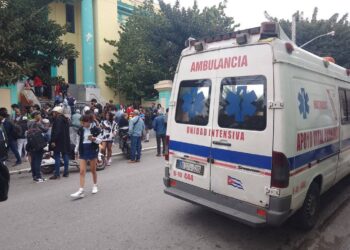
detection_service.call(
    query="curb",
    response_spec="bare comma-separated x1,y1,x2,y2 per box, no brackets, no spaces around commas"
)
9,146,157,175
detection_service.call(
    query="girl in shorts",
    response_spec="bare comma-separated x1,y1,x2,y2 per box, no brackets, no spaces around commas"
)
71,114,102,199
100,112,117,166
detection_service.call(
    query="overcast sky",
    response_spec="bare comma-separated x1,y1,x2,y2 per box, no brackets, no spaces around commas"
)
162,0,348,29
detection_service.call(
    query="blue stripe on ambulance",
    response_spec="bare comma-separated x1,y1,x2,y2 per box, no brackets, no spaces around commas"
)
170,140,345,172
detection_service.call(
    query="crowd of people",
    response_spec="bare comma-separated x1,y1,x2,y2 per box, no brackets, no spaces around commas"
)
0,95,168,199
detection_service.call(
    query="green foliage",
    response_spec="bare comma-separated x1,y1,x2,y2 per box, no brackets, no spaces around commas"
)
100,0,238,101
279,8,350,68
0,0,78,85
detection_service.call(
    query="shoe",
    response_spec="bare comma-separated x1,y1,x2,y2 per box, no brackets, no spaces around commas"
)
92,185,98,194
136,159,140,162
144,140,149,142
49,175,60,180
12,162,21,167
156,154,161,157
63,173,69,177
34,178,46,183
108,159,112,165
70,189,84,199
128,160,136,163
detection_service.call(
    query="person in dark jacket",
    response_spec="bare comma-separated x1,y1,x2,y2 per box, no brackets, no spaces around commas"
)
152,110,167,156
0,108,21,166
0,117,9,199
0,161,9,201
49,106,71,179
26,111,48,182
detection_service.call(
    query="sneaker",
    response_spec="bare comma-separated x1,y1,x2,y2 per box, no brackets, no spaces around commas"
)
128,160,136,163
156,154,161,157
63,173,69,177
92,185,98,194
70,189,84,199
108,158,112,164
34,178,46,183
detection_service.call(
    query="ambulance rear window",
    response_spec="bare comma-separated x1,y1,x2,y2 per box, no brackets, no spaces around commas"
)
218,75,267,131
175,79,211,126
339,88,350,124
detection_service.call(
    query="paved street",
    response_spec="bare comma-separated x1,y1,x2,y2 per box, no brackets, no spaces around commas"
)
1,150,350,250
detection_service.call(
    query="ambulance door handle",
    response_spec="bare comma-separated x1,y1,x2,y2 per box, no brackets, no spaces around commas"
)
213,140,231,147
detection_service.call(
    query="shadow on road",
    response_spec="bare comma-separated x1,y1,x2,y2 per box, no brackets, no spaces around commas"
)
165,175,350,250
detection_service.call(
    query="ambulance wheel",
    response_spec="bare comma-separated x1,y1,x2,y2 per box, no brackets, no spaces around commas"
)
296,182,320,230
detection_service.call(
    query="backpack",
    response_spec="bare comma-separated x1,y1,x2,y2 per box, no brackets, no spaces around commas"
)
26,128,47,152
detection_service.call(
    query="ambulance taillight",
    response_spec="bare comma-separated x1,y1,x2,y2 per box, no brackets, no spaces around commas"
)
164,135,170,161
271,151,290,188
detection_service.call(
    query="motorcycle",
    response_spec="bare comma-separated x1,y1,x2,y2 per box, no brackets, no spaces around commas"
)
118,126,131,159
40,144,106,174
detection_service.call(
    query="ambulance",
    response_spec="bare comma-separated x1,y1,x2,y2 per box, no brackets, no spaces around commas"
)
163,22,350,228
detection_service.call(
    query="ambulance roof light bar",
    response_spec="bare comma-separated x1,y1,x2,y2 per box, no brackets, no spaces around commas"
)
260,22,279,39
185,22,283,48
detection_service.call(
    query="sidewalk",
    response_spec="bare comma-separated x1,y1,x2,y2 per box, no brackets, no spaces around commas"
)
6,137,158,175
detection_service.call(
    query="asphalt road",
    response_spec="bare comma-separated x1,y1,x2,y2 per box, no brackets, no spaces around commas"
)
1,150,350,250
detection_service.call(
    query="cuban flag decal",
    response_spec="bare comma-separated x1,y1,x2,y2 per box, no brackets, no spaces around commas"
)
227,176,244,190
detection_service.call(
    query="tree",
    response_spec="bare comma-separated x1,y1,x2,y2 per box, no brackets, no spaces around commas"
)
101,0,238,102
278,8,350,68
0,0,78,85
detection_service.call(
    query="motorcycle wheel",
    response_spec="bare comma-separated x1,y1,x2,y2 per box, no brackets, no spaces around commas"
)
41,165,55,174
96,155,106,171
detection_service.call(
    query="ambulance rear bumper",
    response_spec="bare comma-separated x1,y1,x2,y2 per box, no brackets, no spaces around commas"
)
164,179,291,227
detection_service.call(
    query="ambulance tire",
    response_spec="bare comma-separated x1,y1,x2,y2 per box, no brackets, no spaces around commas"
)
296,182,320,230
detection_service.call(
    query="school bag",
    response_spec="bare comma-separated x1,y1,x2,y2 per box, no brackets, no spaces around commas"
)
26,128,47,152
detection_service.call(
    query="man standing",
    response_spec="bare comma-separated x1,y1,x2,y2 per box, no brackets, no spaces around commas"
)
128,110,145,163
33,75,43,97
26,111,48,182
0,108,21,166
67,93,76,114
49,106,71,179
153,110,167,156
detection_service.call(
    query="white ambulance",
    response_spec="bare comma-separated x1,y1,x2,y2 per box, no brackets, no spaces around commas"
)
163,22,350,228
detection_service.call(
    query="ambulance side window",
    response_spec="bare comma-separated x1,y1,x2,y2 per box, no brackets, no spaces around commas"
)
218,75,267,131
339,88,350,124
175,79,211,126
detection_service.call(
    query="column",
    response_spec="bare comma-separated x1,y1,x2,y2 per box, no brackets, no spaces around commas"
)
81,0,96,86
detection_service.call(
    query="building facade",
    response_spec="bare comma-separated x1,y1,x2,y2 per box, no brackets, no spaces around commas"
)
49,0,143,103
0,0,162,110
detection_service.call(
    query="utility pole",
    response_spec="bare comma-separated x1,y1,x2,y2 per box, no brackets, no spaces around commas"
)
292,13,297,44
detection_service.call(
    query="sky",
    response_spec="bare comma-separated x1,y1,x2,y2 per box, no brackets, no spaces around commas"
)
162,0,348,29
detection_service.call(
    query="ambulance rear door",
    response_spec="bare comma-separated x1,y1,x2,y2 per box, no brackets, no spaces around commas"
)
168,50,220,190
210,44,274,207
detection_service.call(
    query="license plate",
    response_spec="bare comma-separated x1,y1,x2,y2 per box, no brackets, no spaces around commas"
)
176,160,204,175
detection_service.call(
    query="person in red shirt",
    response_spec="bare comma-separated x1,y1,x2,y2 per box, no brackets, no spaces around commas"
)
33,76,43,97
126,105,134,119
